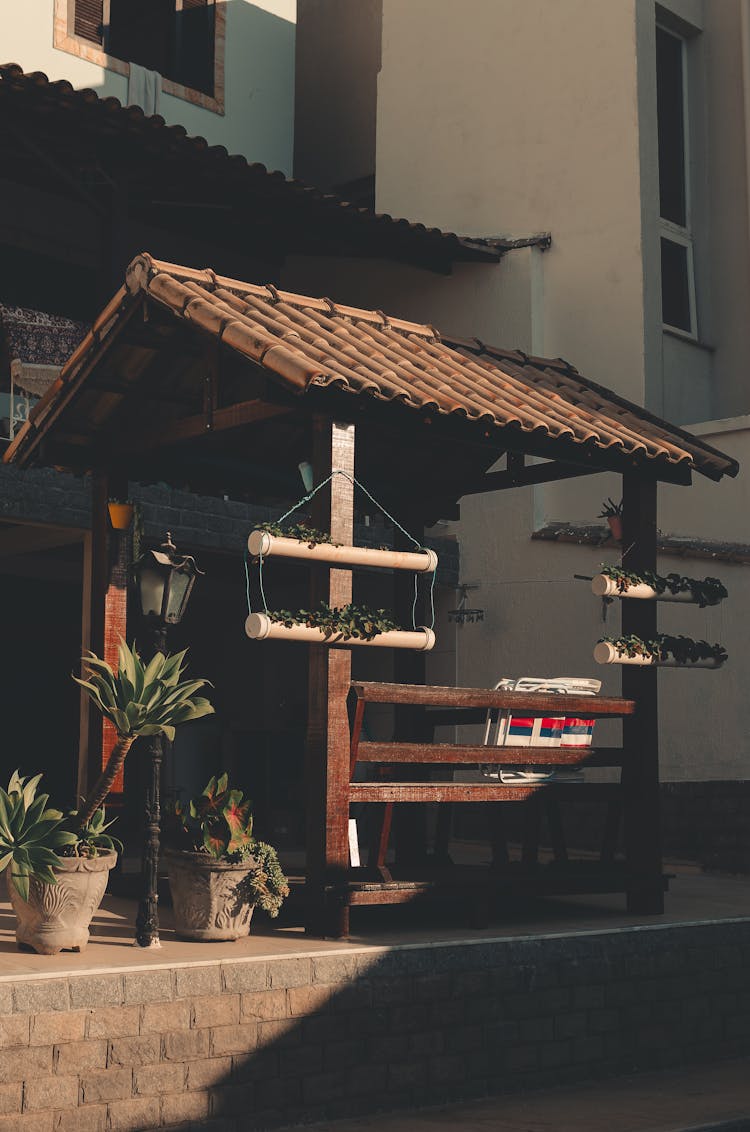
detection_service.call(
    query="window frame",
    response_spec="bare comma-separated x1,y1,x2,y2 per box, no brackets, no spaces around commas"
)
656,23,697,340
54,0,226,116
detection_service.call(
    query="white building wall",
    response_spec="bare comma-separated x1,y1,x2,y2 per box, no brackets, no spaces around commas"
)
3,0,297,174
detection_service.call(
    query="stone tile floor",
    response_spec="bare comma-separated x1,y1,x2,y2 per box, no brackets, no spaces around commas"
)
0,864,747,980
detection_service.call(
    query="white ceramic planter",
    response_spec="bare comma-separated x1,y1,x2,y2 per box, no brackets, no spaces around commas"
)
593,641,724,668
592,574,696,602
165,849,255,941
245,613,435,651
7,850,117,955
247,531,438,574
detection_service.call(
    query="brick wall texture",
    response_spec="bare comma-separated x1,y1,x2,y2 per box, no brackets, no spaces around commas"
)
0,920,749,1131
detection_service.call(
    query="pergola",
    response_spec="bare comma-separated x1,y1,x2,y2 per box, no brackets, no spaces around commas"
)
6,253,738,937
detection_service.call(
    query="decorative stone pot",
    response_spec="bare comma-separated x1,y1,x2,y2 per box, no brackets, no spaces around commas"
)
165,849,256,941
7,850,117,955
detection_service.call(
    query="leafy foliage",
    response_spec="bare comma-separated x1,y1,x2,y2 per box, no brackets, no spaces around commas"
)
174,773,254,859
268,601,399,641
74,640,214,744
253,521,333,549
61,806,123,859
0,771,78,901
600,634,728,665
171,774,289,917
597,497,623,518
599,565,727,608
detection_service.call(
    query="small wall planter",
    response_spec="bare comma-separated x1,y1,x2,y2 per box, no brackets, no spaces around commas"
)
593,641,725,669
8,850,117,955
245,613,435,651
591,574,695,602
165,849,255,941
107,501,134,530
247,531,438,574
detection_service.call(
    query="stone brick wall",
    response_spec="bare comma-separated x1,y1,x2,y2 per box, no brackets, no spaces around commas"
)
1,919,749,1131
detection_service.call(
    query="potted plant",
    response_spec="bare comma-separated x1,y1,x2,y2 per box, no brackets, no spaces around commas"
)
592,565,727,607
0,771,122,954
165,773,289,941
598,497,623,541
594,633,728,669
107,498,134,531
246,601,435,651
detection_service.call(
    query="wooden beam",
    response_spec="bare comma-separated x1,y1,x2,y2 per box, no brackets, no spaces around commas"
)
351,681,636,715
461,459,602,494
349,782,621,803
304,416,355,937
119,398,293,452
0,523,86,558
357,742,625,766
620,474,663,914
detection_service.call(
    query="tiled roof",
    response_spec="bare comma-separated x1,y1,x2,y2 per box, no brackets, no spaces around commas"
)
5,254,738,484
0,64,500,271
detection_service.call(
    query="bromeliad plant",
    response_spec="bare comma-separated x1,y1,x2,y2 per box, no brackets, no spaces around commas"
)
173,774,289,917
73,641,215,828
268,601,399,642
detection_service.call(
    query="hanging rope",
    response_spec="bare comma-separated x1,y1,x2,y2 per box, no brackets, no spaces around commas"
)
245,470,438,630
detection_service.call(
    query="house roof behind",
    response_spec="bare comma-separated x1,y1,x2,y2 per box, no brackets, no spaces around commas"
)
5,254,738,486
0,64,502,273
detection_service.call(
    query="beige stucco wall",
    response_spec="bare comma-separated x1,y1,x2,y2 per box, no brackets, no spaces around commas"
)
3,0,297,173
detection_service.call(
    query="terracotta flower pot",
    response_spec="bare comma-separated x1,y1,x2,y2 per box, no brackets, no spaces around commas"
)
107,501,134,530
165,849,256,941
7,850,117,955
606,515,623,541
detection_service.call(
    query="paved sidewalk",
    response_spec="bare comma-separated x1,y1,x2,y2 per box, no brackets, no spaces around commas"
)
290,1058,750,1132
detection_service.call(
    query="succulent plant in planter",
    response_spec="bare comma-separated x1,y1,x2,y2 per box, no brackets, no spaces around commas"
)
165,774,289,941
598,497,623,541
0,771,122,954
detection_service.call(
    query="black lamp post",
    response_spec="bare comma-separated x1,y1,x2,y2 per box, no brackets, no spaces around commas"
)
131,533,202,947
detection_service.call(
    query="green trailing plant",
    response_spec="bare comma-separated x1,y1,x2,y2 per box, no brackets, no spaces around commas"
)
172,774,289,918
599,564,727,608
268,601,400,641
600,634,728,665
598,497,623,519
253,521,333,549
0,771,78,900
73,641,214,828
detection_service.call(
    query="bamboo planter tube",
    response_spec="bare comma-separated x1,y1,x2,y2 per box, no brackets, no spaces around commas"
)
247,531,438,573
592,574,695,602
245,613,435,651
593,641,724,668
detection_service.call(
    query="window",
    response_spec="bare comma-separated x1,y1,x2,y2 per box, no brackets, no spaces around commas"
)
656,25,696,336
56,0,224,112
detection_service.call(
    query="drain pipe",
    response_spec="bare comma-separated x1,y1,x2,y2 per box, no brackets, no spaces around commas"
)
740,0,750,248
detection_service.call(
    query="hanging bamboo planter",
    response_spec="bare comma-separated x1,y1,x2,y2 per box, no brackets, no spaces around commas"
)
592,574,694,602
245,613,435,651
593,641,726,669
247,531,438,573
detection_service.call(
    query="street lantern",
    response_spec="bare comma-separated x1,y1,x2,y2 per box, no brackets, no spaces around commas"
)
132,532,202,949
132,533,202,627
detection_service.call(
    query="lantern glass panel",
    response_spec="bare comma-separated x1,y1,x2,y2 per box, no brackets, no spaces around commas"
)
138,565,167,619
165,569,192,623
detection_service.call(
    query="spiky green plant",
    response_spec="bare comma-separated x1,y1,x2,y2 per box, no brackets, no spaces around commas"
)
74,641,214,828
0,771,78,900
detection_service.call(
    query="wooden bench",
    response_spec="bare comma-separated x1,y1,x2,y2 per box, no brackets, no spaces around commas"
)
344,680,653,910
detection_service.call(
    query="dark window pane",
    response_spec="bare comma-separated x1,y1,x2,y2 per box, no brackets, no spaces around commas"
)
108,0,174,76
175,0,215,97
656,27,686,226
661,237,692,331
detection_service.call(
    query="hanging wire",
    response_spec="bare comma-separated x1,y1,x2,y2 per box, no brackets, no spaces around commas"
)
244,469,438,630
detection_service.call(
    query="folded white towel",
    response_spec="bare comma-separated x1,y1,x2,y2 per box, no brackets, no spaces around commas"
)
128,63,161,117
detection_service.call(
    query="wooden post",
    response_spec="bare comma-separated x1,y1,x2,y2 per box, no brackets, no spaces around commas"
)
78,472,109,802
304,416,355,937
621,473,663,913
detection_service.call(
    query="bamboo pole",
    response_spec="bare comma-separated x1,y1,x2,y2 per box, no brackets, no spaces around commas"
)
247,531,438,573
246,613,435,651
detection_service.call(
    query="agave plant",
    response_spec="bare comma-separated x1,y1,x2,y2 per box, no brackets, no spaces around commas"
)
0,772,78,900
74,640,214,828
